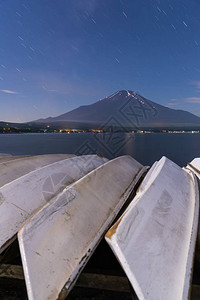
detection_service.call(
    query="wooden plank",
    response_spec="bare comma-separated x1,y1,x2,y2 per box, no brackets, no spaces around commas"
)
0,264,130,293
0,264,24,280
0,155,107,254
18,156,147,300
0,264,130,292
191,285,200,300
106,156,199,300
0,263,199,297
75,273,130,293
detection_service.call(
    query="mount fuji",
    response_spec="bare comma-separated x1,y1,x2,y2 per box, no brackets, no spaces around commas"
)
33,90,200,130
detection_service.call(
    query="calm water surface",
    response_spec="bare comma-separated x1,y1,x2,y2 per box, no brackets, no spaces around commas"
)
0,133,199,166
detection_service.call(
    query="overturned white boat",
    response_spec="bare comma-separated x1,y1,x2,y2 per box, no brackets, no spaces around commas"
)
186,158,200,264
18,156,147,300
187,158,200,177
106,157,199,300
0,154,75,188
0,155,107,253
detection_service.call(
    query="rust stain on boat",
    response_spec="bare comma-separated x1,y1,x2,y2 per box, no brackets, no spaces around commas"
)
106,168,147,240
106,215,124,240
57,287,69,300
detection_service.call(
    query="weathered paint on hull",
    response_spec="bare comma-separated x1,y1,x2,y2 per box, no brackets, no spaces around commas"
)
0,155,107,253
186,158,200,264
18,156,147,300
106,157,199,300
0,154,76,188
0,155,32,163
0,153,13,157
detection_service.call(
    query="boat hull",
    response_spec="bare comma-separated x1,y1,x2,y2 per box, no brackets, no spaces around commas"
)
0,155,107,253
106,157,199,300
186,158,200,264
0,154,75,188
18,155,146,300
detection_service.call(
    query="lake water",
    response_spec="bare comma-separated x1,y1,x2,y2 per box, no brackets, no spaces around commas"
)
0,132,199,166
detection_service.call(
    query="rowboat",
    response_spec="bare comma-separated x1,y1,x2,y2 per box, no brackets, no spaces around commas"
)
0,154,75,188
0,155,107,253
18,155,147,300
106,156,199,300
186,158,200,264
187,158,200,178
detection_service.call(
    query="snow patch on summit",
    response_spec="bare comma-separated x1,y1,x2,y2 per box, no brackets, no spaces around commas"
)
127,90,132,97
108,91,120,99
126,90,137,99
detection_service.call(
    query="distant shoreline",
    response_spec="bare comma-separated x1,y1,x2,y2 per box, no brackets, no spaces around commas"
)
0,130,200,135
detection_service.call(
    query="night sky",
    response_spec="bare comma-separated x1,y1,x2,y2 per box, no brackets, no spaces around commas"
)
0,0,200,122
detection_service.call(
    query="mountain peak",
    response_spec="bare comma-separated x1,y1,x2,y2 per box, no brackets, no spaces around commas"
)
102,90,138,101
33,90,200,129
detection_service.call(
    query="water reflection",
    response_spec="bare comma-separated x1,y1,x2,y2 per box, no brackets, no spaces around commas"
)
0,132,199,167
